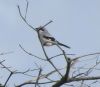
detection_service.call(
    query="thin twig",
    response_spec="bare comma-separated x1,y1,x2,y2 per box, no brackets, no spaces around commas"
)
42,20,53,28
0,61,12,72
16,80,57,87
0,51,13,55
19,44,46,61
0,60,13,86
73,52,100,61
25,0,29,19
17,5,36,31
35,68,42,87
69,76,100,82
85,61,100,76
50,53,75,60
4,72,13,87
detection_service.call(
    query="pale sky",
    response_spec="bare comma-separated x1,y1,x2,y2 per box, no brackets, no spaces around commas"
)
0,0,100,87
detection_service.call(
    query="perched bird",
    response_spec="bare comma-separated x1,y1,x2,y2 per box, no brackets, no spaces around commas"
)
36,26,70,49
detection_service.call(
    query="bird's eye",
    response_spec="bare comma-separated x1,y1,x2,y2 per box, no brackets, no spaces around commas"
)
39,29,44,31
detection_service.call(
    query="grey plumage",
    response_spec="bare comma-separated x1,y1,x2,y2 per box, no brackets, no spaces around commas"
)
37,26,70,49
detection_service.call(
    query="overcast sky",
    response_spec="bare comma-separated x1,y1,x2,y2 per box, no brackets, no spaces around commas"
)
0,0,100,87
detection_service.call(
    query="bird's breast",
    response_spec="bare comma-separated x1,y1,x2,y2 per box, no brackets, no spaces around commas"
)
45,42,53,46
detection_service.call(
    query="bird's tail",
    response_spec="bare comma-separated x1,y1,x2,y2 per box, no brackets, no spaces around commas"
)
57,41,71,49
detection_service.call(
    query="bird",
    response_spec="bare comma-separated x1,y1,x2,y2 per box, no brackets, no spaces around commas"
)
36,26,70,49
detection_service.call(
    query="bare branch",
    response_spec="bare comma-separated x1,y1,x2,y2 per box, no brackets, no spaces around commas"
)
52,58,71,87
0,51,13,56
42,20,53,28
69,76,100,82
25,0,29,19
19,44,46,61
17,5,36,31
0,60,12,72
50,53,75,60
4,72,13,87
73,52,100,61
16,80,56,87
35,68,42,87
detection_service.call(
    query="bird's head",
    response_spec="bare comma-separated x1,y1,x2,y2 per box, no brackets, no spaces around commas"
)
36,26,45,33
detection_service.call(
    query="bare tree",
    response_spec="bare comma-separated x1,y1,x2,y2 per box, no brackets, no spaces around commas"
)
0,1,100,87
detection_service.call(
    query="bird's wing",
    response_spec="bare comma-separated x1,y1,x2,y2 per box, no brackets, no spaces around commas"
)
43,35,55,41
